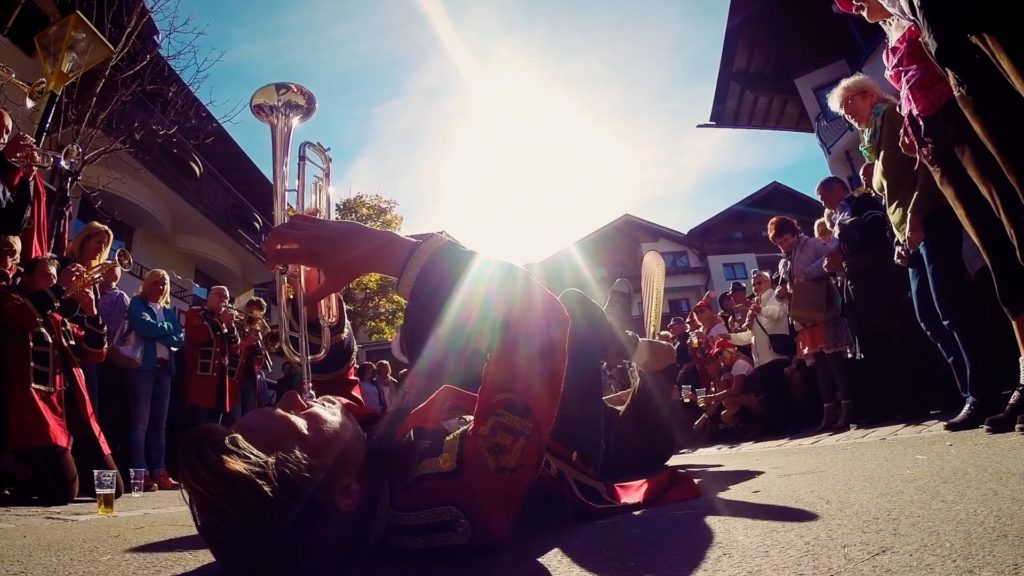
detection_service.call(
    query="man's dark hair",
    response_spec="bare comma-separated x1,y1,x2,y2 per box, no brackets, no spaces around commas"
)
22,254,58,279
767,216,800,241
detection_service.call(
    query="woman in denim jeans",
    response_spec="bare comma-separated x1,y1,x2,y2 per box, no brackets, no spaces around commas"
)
127,269,184,491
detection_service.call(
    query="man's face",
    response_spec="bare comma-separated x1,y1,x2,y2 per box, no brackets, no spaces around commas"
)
751,275,770,295
234,392,366,474
0,111,12,147
207,290,228,311
669,323,686,337
719,349,736,368
850,0,893,23
730,290,747,306
26,262,57,292
816,184,845,211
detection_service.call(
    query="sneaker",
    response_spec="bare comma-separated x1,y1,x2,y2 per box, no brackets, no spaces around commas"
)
1016,414,1024,434
151,471,180,491
943,402,986,432
142,475,159,492
983,386,1024,434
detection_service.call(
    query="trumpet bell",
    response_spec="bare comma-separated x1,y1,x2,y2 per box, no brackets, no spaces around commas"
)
250,83,317,127
113,247,132,271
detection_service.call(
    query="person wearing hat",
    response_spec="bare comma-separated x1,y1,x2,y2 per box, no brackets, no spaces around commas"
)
667,315,691,369
693,340,764,437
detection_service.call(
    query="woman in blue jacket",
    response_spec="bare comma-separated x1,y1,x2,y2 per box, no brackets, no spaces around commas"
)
127,269,184,491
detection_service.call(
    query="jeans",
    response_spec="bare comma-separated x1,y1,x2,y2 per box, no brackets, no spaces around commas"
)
908,206,993,405
128,368,172,474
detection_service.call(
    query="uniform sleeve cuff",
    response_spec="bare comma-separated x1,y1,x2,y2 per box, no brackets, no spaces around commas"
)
396,235,449,300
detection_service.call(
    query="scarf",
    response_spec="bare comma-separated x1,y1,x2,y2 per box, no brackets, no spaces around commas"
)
858,103,888,163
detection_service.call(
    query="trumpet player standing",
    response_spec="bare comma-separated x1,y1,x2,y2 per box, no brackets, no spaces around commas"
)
0,108,47,259
230,297,272,417
59,222,115,414
184,285,241,427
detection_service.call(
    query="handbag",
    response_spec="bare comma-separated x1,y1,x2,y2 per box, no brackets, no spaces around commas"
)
788,278,830,325
755,317,797,358
109,319,143,369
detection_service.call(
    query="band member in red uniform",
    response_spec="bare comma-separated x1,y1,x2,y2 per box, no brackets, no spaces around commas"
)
0,255,122,504
230,297,272,416
0,109,47,258
184,285,240,426
178,217,698,574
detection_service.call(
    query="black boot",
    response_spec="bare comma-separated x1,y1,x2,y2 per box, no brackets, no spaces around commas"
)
944,402,986,432
983,386,1024,434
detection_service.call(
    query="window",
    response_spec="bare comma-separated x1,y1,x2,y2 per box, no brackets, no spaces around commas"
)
722,262,747,281
668,298,691,316
661,251,691,273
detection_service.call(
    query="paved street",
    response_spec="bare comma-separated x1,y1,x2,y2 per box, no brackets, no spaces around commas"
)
2,419,1022,575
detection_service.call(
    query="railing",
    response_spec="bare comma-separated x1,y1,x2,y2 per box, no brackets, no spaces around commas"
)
815,110,854,156
119,97,274,260
126,259,206,307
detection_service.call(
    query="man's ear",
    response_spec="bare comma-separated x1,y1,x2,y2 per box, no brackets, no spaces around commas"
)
332,477,362,512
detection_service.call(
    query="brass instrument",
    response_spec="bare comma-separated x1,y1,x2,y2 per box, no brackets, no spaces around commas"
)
9,142,83,171
66,248,132,296
250,83,341,398
0,63,48,108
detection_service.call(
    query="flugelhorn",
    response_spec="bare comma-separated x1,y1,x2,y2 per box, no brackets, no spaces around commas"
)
66,248,132,296
250,82,339,397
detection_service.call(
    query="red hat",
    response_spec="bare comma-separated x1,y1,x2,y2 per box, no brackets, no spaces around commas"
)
710,339,736,358
692,291,714,312
835,0,856,13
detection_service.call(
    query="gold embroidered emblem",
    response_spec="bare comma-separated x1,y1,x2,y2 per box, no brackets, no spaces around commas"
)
475,409,533,473
408,427,465,481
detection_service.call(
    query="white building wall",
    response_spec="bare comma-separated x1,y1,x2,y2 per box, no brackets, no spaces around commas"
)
706,253,758,296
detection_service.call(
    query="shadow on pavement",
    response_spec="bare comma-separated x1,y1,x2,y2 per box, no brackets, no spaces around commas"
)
129,534,207,553
160,467,816,575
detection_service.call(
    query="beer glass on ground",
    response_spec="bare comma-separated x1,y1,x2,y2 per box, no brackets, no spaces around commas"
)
93,470,117,515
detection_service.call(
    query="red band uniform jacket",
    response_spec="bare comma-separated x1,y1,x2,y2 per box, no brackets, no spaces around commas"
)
184,307,240,412
0,285,109,453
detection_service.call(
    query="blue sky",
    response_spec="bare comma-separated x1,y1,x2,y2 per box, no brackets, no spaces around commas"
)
175,0,829,264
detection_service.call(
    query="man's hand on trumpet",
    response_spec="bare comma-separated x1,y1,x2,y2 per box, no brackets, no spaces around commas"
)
263,215,417,303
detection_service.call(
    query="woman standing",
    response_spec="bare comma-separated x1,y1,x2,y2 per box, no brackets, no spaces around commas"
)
126,269,184,490
769,216,856,432
62,222,114,414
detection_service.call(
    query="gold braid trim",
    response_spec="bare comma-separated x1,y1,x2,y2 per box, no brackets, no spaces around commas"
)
396,235,449,301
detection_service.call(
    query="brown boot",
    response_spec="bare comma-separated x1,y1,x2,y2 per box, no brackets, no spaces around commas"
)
814,403,837,434
833,400,853,431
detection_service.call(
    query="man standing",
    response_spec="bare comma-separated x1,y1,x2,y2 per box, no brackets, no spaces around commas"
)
818,176,924,422
1,109,46,256
184,286,239,426
667,316,691,370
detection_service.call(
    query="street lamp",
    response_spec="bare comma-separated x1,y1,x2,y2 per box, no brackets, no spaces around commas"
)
31,10,115,142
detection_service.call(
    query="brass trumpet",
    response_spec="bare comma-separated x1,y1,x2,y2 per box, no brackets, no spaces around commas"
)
66,248,132,296
9,142,84,171
0,64,48,108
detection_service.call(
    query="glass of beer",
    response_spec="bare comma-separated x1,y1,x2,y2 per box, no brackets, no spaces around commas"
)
93,470,117,515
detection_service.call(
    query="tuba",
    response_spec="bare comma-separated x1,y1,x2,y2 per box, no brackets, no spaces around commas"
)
250,83,341,397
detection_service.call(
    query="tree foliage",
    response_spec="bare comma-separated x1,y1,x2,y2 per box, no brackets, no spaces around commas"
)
334,192,406,342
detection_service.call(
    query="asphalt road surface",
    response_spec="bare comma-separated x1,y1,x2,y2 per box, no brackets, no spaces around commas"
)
2,420,1022,575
